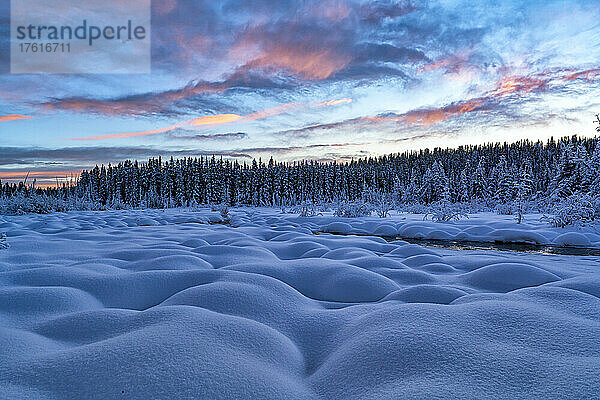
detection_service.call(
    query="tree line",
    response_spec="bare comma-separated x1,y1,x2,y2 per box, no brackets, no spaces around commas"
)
1,135,599,210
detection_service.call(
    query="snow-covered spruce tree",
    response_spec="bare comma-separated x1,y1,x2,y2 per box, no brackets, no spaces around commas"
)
391,175,406,208
457,166,471,203
494,156,516,208
402,167,421,205
471,156,490,205
419,161,449,204
514,160,534,224
550,140,590,199
544,194,596,227
586,138,600,196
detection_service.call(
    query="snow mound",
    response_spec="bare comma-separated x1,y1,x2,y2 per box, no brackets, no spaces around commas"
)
372,224,398,236
323,222,354,234
1,208,599,399
460,262,560,292
382,285,467,304
553,232,592,247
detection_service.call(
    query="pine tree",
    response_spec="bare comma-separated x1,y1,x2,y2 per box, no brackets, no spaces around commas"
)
586,138,600,195
471,157,489,202
551,140,590,199
514,160,534,223
419,161,449,204
494,156,515,204
457,167,470,202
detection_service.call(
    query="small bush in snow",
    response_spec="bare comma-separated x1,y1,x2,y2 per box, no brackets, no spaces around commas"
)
401,203,429,214
495,203,514,215
0,233,8,250
543,195,596,227
364,189,394,218
292,202,322,217
108,199,131,210
334,201,372,218
0,194,103,215
218,204,230,221
513,199,531,224
424,200,468,222
496,200,529,223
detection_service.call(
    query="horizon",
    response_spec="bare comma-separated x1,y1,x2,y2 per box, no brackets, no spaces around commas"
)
4,133,598,190
1,0,600,186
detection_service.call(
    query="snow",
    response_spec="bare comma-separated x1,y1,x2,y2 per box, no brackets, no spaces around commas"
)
553,232,592,247
287,211,600,248
1,208,600,398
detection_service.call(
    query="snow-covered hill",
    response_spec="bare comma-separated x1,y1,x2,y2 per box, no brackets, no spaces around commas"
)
1,208,599,399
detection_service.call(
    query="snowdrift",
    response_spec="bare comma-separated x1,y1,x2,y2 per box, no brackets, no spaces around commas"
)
308,211,600,248
1,208,599,399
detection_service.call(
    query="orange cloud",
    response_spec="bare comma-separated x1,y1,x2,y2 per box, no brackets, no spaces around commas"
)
72,114,243,141
72,97,354,141
563,68,600,82
243,103,299,121
421,58,454,73
491,75,547,97
316,98,353,107
244,98,351,121
232,27,352,80
0,114,33,123
303,98,487,133
190,114,242,125
73,125,182,141
402,99,486,126
420,50,474,74
0,169,81,188
340,97,487,129
0,170,81,179
244,47,351,80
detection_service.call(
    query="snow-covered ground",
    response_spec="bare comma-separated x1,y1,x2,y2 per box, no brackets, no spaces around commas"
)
1,208,599,399
290,211,600,248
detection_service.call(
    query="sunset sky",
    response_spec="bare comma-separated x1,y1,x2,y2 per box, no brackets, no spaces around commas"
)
1,0,599,184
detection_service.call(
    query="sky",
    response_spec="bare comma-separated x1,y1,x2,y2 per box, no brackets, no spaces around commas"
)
0,0,599,185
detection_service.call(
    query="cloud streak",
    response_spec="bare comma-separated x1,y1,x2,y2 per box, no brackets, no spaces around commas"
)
0,169,81,180
232,141,363,155
168,131,248,141
38,79,271,117
72,98,353,141
71,114,243,141
0,114,33,123
0,146,251,167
